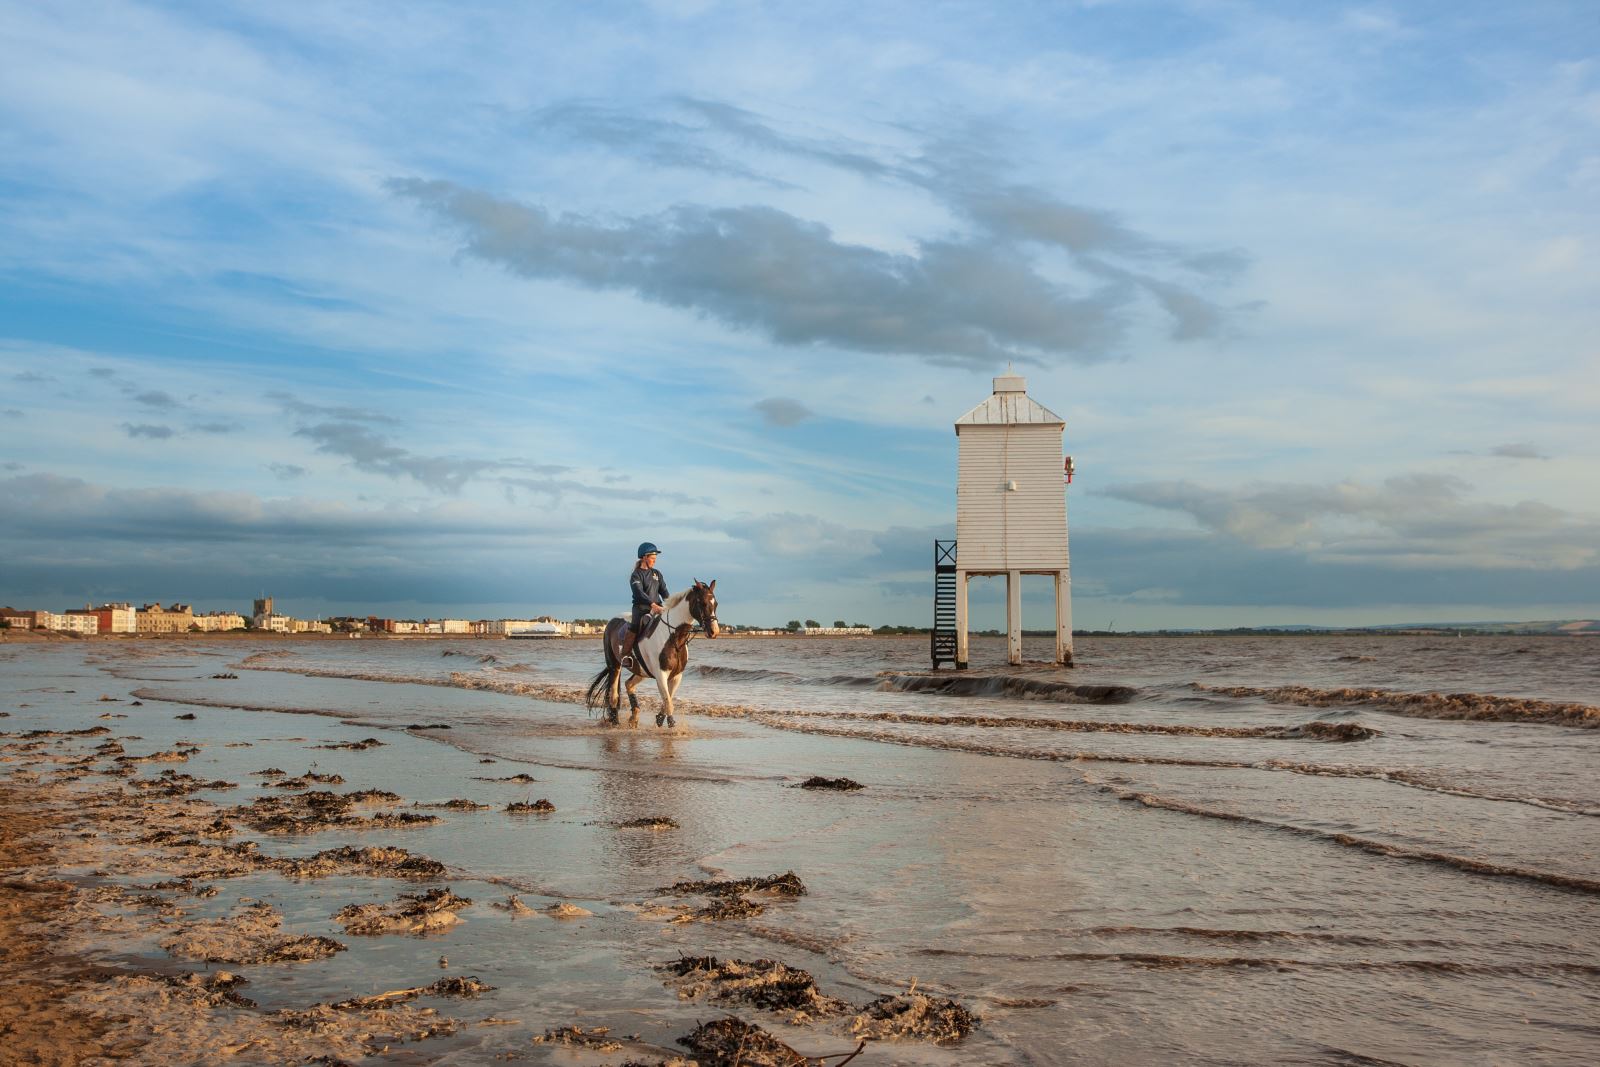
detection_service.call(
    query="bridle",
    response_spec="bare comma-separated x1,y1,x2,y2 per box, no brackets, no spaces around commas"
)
687,581,719,639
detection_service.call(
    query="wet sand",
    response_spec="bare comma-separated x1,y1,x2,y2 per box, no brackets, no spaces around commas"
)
3,636,1599,1065
0,649,978,1065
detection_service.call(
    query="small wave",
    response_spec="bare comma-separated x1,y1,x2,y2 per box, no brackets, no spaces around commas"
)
695,665,802,683
236,650,298,666
129,688,355,720
1195,683,1600,728
1113,787,1600,895
224,661,1594,815
490,662,537,675
809,674,879,689
1063,926,1439,948
879,674,1137,705
913,947,1600,976
788,710,1375,742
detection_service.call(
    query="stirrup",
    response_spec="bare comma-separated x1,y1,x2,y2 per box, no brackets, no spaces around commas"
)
620,654,636,671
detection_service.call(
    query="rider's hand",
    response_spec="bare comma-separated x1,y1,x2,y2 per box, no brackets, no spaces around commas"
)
651,604,663,615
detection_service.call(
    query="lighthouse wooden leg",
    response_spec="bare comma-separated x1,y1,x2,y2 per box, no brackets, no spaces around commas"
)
955,570,969,670
1055,570,1074,667
1006,569,1022,666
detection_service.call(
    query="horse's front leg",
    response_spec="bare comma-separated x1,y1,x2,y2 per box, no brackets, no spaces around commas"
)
654,673,675,728
623,673,643,728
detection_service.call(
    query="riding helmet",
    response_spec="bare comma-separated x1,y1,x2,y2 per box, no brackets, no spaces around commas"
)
637,542,661,558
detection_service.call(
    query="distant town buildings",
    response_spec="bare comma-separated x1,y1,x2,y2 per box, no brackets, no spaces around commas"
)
3,596,684,639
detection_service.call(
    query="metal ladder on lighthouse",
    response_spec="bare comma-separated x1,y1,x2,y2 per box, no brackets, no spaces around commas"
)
931,540,958,669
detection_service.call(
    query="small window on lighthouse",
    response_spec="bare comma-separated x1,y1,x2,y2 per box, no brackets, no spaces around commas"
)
1006,479,1019,491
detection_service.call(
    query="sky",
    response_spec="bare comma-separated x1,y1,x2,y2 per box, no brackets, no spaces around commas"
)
2,0,1598,630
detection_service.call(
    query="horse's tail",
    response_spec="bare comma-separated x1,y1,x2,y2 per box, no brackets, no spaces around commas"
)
584,664,614,712
584,619,621,711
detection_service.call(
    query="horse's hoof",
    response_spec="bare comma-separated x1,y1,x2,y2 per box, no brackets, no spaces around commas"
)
666,715,677,728
654,711,666,727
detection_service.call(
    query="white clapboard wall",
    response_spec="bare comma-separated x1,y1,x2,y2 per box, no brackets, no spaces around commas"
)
954,373,1068,573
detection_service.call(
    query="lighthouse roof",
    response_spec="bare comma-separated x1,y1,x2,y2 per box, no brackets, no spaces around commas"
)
954,372,1064,429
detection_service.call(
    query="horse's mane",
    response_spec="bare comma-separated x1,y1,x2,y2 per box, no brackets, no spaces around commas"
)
662,588,691,609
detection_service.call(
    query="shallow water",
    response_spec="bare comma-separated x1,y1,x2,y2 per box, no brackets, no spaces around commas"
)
5,634,1599,1064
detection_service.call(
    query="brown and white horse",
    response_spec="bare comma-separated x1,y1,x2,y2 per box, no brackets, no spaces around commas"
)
585,579,718,728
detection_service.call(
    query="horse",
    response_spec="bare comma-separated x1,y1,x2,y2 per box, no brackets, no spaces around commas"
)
585,579,718,728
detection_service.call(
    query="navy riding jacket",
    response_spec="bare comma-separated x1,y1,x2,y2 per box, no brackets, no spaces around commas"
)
630,566,668,623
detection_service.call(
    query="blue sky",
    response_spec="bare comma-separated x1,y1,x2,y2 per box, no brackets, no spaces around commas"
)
2,0,1597,629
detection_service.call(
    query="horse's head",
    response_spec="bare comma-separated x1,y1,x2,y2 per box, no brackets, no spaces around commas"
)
689,579,719,638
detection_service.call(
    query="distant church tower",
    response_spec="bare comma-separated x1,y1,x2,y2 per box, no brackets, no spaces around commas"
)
939,371,1073,668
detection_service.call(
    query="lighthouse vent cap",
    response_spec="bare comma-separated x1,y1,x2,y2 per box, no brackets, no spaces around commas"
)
993,373,1027,394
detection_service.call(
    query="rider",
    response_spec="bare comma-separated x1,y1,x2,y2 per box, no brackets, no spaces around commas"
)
620,542,668,670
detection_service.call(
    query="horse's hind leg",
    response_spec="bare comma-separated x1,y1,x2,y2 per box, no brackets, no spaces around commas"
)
606,669,621,726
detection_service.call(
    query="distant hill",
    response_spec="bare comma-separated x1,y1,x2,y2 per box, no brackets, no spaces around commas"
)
1369,620,1600,635
1071,620,1600,637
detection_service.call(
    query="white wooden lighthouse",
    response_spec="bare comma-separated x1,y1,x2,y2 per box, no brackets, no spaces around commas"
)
949,370,1073,667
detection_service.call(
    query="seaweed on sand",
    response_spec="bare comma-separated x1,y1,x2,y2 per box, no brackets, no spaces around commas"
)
490,894,537,915
231,789,432,835
314,737,386,750
663,871,806,898
114,746,200,764
798,777,863,791
334,887,473,936
616,815,679,829
677,1017,809,1067
271,771,345,789
506,799,555,813
160,901,347,965
326,975,492,1011
533,1024,623,1051
661,956,848,1021
669,896,767,923
1278,721,1380,742
248,843,447,880
848,991,978,1044
135,970,256,1008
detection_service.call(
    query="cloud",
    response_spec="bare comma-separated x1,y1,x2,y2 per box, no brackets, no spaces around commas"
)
753,397,814,426
88,367,117,379
476,99,1247,353
0,473,618,610
1489,442,1548,460
133,389,179,409
2,408,22,419
122,423,176,439
394,180,1141,367
0,472,554,544
1101,474,1599,570
268,391,399,424
193,421,236,434
529,101,795,188
11,372,55,383
293,421,490,493
268,463,308,480
1072,526,1600,610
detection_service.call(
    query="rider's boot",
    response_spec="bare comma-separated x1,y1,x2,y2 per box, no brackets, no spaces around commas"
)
619,628,638,671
